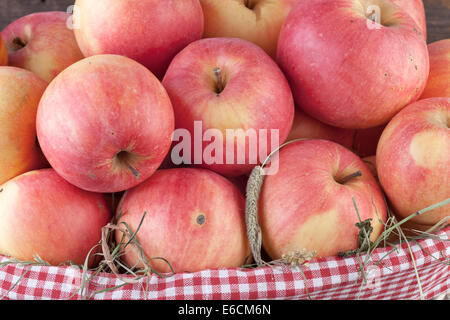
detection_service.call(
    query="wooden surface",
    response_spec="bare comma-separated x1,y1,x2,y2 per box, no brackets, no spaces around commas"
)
0,0,448,43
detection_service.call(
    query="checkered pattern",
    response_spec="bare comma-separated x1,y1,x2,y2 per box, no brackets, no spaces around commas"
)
1,227,448,300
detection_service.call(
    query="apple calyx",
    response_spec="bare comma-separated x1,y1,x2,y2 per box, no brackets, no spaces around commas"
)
10,37,27,52
244,0,256,10
337,170,362,185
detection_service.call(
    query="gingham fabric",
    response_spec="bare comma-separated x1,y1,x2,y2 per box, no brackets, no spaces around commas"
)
1,227,448,300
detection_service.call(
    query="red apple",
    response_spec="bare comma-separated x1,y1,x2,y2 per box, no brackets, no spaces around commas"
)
0,67,48,185
277,0,429,129
0,34,7,65
116,168,250,273
377,98,450,225
0,169,111,266
421,39,450,99
287,109,355,148
259,139,387,259
73,0,204,79
1,12,84,82
200,0,300,58
390,0,426,40
37,55,174,193
352,125,386,157
162,38,295,177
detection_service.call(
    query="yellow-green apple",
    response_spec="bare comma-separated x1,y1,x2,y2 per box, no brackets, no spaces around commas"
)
390,0,426,40
162,38,295,177
259,139,387,259
1,12,84,82
277,0,429,129
116,168,250,273
421,39,450,99
200,0,299,59
376,98,450,225
0,169,111,266
352,125,386,157
73,0,204,79
0,35,7,65
0,67,48,185
37,55,175,193
287,109,355,148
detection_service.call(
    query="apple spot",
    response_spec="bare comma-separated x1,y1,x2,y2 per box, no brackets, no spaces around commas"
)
196,214,206,226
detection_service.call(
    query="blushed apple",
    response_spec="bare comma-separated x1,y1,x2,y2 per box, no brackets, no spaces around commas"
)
259,139,387,259
162,38,294,177
390,0,426,40
2,12,84,82
116,168,250,273
287,109,355,148
0,169,111,266
421,39,450,99
277,0,429,129
200,0,299,58
0,67,48,185
37,55,175,193
0,35,7,65
73,0,204,79
377,98,450,225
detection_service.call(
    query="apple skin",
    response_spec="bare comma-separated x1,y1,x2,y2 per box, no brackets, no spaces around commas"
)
37,55,175,193
421,39,450,99
376,98,450,225
352,125,386,158
0,35,7,65
390,0,427,40
200,0,299,59
116,168,250,273
1,12,84,82
162,38,295,177
0,169,111,266
277,0,429,129
287,109,355,148
73,0,204,79
259,139,387,259
0,67,49,185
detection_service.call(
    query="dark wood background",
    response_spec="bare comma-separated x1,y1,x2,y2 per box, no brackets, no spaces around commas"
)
0,0,448,43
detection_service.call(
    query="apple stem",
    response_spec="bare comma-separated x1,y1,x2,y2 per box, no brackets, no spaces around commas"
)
125,162,140,179
338,170,362,185
213,67,224,94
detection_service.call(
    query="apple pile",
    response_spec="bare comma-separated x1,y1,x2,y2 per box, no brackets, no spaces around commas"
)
0,0,448,274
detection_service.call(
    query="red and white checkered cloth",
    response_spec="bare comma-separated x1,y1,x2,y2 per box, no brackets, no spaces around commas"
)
1,227,448,300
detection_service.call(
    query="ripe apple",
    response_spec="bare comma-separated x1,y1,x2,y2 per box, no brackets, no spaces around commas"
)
277,0,429,129
259,139,387,259
287,109,355,148
162,38,295,177
377,98,450,225
116,168,250,273
0,34,7,65
0,67,48,185
73,0,204,79
1,12,84,82
0,169,111,266
390,0,427,40
421,39,450,99
200,0,299,58
37,55,175,193
352,125,386,157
